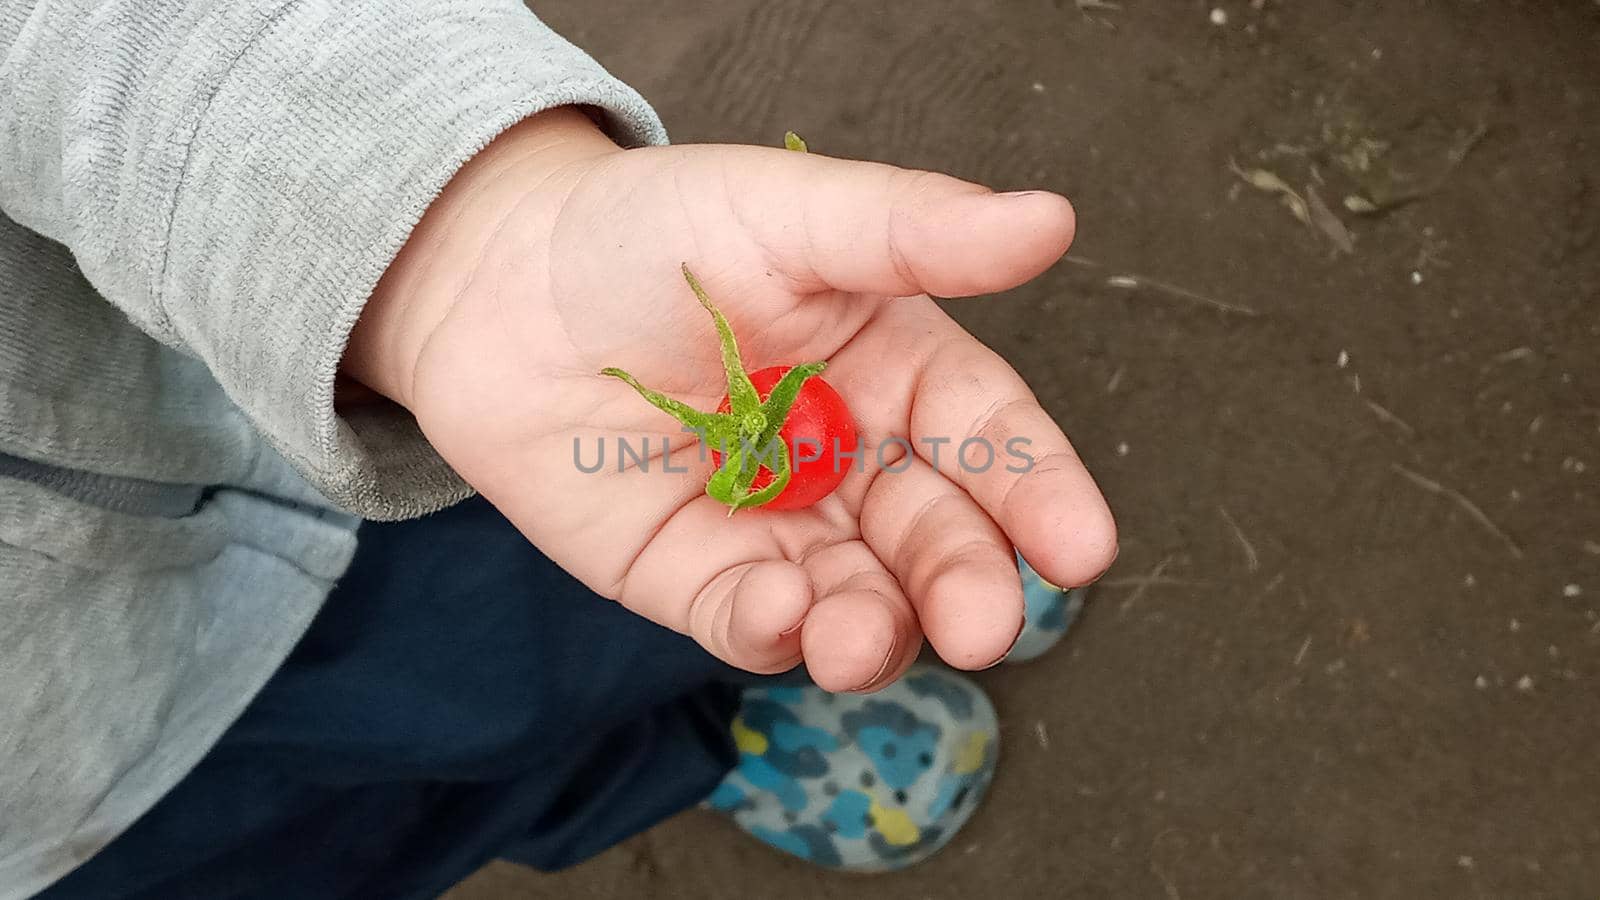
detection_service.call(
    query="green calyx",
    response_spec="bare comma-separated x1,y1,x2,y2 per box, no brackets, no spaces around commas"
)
600,264,828,513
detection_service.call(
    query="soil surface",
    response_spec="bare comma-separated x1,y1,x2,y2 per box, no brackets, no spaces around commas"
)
450,1,1600,896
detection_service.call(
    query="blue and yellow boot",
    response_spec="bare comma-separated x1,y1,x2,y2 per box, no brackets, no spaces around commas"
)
706,554,1082,871
1007,551,1086,663
705,665,998,873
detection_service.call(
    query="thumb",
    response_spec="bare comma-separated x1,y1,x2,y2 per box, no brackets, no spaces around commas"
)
723,145,1076,298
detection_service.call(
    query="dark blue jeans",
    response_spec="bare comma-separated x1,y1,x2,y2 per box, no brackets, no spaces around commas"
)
43,497,751,900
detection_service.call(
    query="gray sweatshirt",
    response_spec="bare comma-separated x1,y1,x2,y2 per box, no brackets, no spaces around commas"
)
0,1,665,894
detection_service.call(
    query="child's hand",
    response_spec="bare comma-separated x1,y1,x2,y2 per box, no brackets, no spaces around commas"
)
346,108,1116,692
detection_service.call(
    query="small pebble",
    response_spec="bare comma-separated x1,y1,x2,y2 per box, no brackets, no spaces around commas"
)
1463,574,1476,588
1336,350,1349,369
1563,584,1583,598
1116,442,1130,457
1410,270,1424,285
1516,675,1535,692
1473,675,1488,689
1031,81,1046,93
1209,7,1228,25
1509,618,1520,632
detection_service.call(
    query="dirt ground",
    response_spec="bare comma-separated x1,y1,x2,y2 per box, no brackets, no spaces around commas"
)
449,1,1600,897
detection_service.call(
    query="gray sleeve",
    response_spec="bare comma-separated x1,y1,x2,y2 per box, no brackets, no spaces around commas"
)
0,0,667,518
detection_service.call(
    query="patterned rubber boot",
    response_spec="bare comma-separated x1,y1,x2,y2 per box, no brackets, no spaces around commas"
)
704,665,998,873
1006,551,1086,663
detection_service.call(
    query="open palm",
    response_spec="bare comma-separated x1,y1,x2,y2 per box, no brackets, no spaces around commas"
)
375,123,1116,692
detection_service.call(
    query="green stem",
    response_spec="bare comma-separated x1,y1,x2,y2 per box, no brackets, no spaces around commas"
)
600,367,737,442
756,362,827,445
601,264,826,513
680,265,761,419
727,437,792,514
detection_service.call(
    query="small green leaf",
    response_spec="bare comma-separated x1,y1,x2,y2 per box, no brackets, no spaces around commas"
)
746,434,789,478
709,435,768,498
724,439,767,502
705,445,746,505
600,367,737,436
705,434,793,513
683,418,741,453
756,362,827,445
729,437,792,513
680,265,761,417
784,131,809,153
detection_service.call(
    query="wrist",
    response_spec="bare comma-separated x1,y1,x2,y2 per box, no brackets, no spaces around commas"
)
343,105,620,409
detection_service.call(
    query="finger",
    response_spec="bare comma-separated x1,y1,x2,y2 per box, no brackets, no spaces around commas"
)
719,146,1075,299
711,559,814,674
616,497,815,674
797,540,923,692
815,300,1118,590
859,456,1025,670
907,324,1119,588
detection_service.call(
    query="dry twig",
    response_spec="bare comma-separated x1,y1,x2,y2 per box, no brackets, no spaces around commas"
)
1218,506,1261,572
1364,399,1416,437
1119,556,1176,612
1391,463,1523,559
1067,256,1260,316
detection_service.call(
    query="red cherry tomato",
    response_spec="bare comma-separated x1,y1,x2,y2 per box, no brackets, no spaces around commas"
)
712,365,858,511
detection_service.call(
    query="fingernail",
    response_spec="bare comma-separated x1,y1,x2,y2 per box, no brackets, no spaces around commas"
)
777,618,805,638
998,190,1052,200
1070,543,1120,589
848,635,901,693
978,617,1029,671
